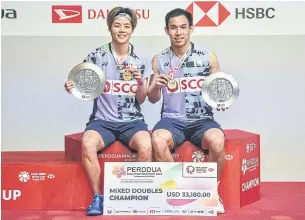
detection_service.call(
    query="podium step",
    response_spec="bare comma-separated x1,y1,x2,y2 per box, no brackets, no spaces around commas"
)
2,129,261,211
1,151,92,210
64,129,261,209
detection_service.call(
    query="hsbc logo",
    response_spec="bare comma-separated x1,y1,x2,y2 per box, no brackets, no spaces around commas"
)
52,5,82,23
225,154,233,160
186,1,230,27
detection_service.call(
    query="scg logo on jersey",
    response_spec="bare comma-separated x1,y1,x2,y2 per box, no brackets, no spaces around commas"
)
104,80,138,96
181,78,205,92
52,5,82,23
167,77,205,94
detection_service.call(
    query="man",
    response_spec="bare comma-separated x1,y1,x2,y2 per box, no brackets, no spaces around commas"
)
64,7,152,216
147,8,226,214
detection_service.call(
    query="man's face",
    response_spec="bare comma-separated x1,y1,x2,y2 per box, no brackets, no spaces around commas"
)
165,15,193,48
110,17,133,44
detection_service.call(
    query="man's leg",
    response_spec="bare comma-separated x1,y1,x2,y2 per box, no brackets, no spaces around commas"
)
188,119,225,213
82,120,115,215
201,128,225,182
151,117,186,162
82,130,104,194
130,130,152,162
117,120,152,162
202,128,225,214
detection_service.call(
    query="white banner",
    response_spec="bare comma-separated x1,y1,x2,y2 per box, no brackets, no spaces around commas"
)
1,1,305,36
103,162,218,216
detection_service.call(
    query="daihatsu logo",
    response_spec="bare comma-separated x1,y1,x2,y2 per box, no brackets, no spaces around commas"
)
52,5,82,23
54,9,80,20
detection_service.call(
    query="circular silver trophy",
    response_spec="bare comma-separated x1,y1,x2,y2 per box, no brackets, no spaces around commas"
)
201,72,239,109
68,62,106,101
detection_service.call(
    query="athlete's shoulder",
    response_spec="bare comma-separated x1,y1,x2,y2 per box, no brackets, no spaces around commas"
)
191,43,210,56
83,43,110,63
157,46,171,57
90,43,111,56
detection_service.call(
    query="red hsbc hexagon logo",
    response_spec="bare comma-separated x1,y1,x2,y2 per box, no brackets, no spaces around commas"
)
186,1,230,27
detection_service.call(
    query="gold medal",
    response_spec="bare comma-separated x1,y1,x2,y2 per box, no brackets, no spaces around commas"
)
167,79,177,90
123,71,132,81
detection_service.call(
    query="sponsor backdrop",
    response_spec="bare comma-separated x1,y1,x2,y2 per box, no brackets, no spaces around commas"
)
1,1,305,182
2,1,305,36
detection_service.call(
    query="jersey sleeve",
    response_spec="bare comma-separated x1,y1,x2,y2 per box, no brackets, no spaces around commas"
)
83,45,109,65
83,51,97,64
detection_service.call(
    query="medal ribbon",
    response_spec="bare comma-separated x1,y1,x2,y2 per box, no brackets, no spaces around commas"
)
110,43,131,70
169,45,192,79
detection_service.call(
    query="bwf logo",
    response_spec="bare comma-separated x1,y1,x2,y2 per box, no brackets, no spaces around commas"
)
52,5,82,23
19,171,30,182
192,151,205,162
186,165,195,174
185,1,230,27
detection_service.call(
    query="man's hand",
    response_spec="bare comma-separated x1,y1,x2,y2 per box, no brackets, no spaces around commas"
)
64,81,75,94
155,74,170,89
131,68,144,85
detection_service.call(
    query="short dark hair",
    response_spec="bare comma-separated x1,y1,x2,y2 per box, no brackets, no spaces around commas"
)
107,7,138,30
165,8,193,28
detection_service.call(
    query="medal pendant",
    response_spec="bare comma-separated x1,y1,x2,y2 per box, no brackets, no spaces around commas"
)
167,79,177,90
123,71,132,81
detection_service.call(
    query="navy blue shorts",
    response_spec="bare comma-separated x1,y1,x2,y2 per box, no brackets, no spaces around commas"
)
84,119,148,149
152,117,223,149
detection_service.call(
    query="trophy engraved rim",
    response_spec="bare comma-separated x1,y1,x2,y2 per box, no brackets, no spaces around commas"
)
68,62,106,101
201,72,239,109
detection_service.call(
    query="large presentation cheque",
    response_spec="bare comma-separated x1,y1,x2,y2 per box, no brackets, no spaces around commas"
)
104,162,218,216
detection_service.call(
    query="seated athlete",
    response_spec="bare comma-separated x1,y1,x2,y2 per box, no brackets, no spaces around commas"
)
64,6,153,216
147,8,226,214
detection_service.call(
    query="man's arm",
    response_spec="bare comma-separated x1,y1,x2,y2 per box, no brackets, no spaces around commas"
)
134,56,154,105
135,77,148,105
209,51,221,74
147,55,162,104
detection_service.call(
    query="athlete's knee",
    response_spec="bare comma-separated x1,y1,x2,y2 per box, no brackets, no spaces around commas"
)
138,140,152,155
82,130,103,159
203,129,225,157
137,146,152,162
152,129,172,153
133,132,152,161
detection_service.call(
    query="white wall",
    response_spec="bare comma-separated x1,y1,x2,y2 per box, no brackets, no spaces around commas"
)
1,35,305,181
